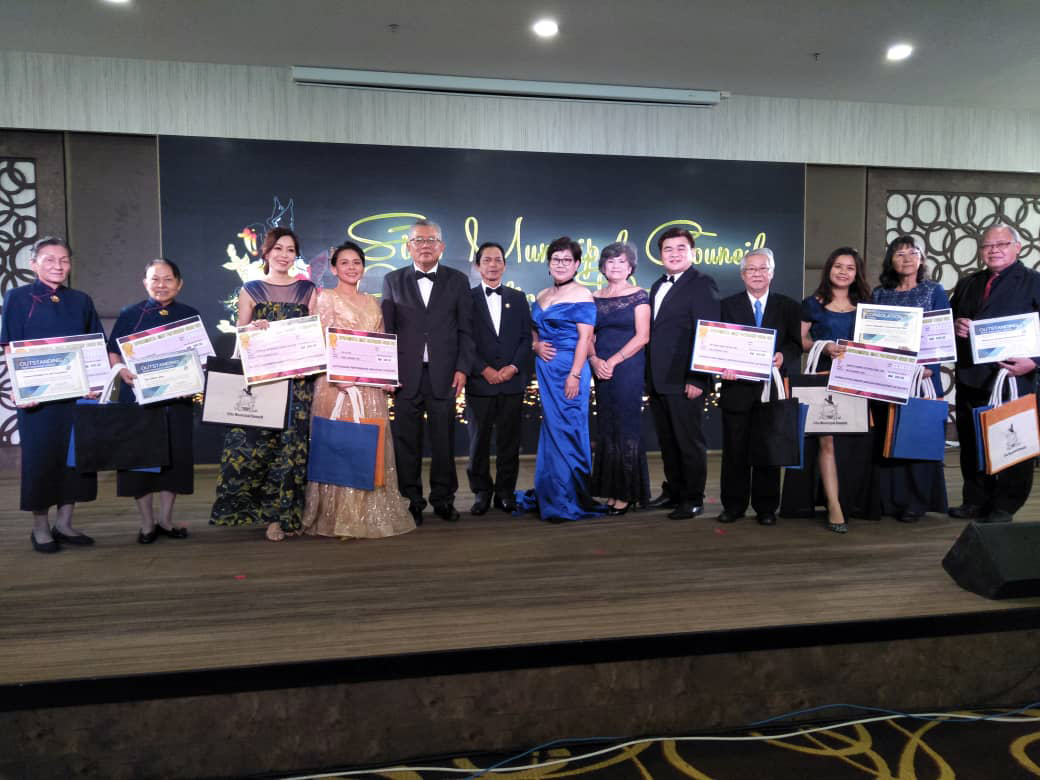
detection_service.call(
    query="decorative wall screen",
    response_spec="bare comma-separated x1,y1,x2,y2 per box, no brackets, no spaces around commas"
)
0,159,39,446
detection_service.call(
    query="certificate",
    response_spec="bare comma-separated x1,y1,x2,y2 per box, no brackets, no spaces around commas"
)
327,328,399,386
918,308,956,364
129,349,205,405
6,348,90,404
9,333,109,391
827,340,919,405
690,320,776,381
237,315,327,385
117,315,215,365
854,304,923,353
969,312,1040,364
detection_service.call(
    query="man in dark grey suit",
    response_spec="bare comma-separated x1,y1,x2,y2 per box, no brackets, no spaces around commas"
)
466,242,532,515
381,219,474,524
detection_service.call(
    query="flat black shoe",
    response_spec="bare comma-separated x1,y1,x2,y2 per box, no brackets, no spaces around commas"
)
154,524,188,539
647,494,678,510
470,494,491,515
31,532,59,554
981,509,1014,524
949,503,985,519
493,495,518,513
897,511,922,523
433,503,460,522
756,513,777,526
606,504,630,516
716,511,743,524
52,529,95,546
138,527,159,544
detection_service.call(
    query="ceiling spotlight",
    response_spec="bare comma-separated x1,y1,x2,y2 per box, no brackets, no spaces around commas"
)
103,0,132,4
886,43,913,61
532,19,559,38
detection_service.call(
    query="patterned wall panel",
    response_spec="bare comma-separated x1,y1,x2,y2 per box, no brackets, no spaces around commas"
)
0,158,39,446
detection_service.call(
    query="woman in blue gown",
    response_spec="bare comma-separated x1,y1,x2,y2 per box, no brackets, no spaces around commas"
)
529,236,599,522
870,235,949,521
588,242,651,514
107,258,201,543
1,237,103,553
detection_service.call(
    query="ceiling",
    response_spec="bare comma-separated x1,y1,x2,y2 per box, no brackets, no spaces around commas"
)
3,0,1040,110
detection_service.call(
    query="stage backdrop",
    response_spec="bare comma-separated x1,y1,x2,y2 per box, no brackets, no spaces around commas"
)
158,137,805,461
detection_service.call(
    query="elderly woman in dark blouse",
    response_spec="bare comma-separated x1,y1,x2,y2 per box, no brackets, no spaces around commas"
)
107,258,201,543
1,237,103,553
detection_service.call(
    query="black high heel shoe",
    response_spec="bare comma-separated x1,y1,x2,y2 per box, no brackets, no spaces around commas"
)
606,504,630,516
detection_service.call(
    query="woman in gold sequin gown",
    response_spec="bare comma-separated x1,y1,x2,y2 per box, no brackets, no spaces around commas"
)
302,242,416,539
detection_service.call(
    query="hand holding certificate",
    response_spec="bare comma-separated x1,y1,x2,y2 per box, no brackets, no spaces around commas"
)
128,349,205,405
6,348,90,405
9,333,109,391
969,312,1040,364
918,309,956,364
237,315,327,385
327,328,399,387
690,320,777,381
854,304,923,353
117,315,215,366
827,340,919,404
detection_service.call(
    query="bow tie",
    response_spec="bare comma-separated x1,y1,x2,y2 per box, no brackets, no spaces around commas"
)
415,270,436,282
485,286,503,296
659,274,676,284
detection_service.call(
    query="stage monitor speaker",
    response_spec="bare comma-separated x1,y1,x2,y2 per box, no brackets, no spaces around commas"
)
942,521,1040,599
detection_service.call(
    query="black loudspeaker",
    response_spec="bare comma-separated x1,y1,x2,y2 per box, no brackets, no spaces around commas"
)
942,521,1040,599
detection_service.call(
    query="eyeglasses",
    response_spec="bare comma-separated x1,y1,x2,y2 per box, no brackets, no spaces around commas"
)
742,266,770,275
549,257,577,266
981,241,1014,252
409,236,442,246
893,250,921,258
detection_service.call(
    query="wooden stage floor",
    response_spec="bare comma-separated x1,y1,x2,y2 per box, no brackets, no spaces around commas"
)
2,453,1039,689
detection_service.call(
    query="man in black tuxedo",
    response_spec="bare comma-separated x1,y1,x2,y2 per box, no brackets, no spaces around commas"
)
381,219,474,524
646,227,721,519
716,248,802,526
465,242,533,515
950,222,1040,524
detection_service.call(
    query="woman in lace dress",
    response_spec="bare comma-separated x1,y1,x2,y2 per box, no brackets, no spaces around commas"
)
588,242,651,515
302,242,415,539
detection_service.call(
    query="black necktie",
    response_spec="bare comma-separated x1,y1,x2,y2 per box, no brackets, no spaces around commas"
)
485,286,503,296
660,274,675,285
415,271,436,282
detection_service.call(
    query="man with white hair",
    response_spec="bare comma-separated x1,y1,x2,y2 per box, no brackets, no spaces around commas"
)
716,248,802,525
950,222,1040,524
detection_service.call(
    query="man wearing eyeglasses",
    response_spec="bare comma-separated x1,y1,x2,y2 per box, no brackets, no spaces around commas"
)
950,222,1040,524
716,248,802,526
382,219,475,525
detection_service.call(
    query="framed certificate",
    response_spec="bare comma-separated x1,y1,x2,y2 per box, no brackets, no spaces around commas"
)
6,348,90,404
918,308,956,364
9,333,109,391
853,304,923,354
969,312,1040,364
327,328,399,386
117,315,215,365
128,349,205,405
827,340,919,405
237,315,327,386
690,320,776,381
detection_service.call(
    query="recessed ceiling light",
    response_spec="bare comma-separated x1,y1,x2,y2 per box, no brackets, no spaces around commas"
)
103,0,132,4
886,43,913,62
532,19,559,38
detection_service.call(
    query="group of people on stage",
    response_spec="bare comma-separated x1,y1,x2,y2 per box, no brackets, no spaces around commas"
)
4,220,1037,553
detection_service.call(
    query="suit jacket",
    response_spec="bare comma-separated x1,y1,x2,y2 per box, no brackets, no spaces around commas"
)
951,260,1040,394
381,263,475,399
646,268,721,395
718,291,802,412
467,284,533,396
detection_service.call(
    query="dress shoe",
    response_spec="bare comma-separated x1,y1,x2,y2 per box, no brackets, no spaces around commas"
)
470,494,491,516
897,511,922,523
409,504,424,526
494,495,518,513
949,503,985,519
31,531,59,554
981,509,1014,524
52,528,95,546
606,504,630,516
715,510,744,524
668,503,703,520
433,503,460,522
756,513,777,526
138,527,159,544
646,493,678,510
154,524,188,539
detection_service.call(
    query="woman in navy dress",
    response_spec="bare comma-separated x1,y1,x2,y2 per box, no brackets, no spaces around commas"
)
1,237,103,553
529,236,599,522
588,242,650,515
781,247,879,532
210,228,318,541
107,258,200,543
871,235,949,521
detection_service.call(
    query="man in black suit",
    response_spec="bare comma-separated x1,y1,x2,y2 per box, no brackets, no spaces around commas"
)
381,219,474,524
950,222,1040,524
716,248,802,526
465,242,533,515
645,227,721,519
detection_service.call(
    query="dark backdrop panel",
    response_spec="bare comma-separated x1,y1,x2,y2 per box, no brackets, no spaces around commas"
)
159,137,805,463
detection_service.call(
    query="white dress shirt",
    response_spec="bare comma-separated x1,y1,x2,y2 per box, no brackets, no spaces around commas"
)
414,262,439,362
482,282,503,336
653,269,685,319
747,289,769,325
